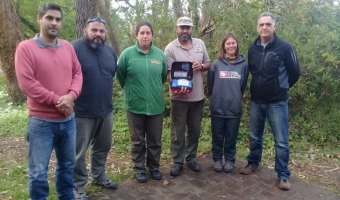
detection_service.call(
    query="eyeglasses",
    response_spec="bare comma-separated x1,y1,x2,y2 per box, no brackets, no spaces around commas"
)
86,17,106,25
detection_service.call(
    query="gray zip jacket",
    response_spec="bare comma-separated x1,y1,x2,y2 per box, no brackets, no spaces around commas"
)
207,55,249,118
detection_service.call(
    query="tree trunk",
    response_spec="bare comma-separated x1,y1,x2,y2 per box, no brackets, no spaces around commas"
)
189,0,199,34
173,0,183,19
163,0,169,18
0,0,26,103
75,0,97,38
75,0,120,54
97,0,121,54
199,0,213,96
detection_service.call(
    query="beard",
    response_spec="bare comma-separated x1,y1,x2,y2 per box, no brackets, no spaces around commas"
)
46,28,60,38
86,37,105,50
177,33,191,42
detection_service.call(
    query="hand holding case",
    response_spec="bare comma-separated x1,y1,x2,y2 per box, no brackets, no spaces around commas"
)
170,61,193,93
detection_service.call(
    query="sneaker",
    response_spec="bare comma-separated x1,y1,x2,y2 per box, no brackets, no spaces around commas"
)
92,179,118,190
170,164,183,176
239,163,258,175
73,187,89,200
279,178,291,190
213,160,223,172
186,160,202,172
136,172,148,183
149,169,162,180
223,161,234,173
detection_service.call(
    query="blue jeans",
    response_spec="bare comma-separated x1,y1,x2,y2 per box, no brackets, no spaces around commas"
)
211,116,240,162
28,116,76,200
247,100,291,179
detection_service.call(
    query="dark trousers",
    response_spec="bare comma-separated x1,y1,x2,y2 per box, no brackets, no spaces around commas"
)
74,112,113,188
127,112,163,173
170,100,204,164
211,116,240,162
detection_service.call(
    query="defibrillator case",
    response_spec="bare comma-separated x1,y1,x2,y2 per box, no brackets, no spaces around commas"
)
170,61,193,93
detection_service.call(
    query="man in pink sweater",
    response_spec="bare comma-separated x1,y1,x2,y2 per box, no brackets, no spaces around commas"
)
14,3,82,200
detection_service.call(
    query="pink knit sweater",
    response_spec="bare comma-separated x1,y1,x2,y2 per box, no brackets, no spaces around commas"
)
15,38,83,119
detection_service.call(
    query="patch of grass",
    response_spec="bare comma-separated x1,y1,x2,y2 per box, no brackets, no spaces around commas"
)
160,117,171,157
0,77,27,136
0,160,61,199
0,110,27,136
0,159,63,199
0,163,29,200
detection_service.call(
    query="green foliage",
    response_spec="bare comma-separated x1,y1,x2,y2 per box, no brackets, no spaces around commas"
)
203,0,259,59
290,99,340,147
112,89,131,154
0,77,27,136
14,0,77,40
279,1,340,109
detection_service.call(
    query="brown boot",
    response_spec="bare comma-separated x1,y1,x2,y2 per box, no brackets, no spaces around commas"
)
239,163,258,175
279,179,291,190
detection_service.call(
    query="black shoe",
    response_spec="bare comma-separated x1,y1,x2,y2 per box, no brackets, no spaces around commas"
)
187,160,202,172
136,172,148,183
150,169,162,180
92,179,118,190
170,164,183,176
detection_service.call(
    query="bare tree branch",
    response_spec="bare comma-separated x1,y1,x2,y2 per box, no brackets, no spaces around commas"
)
116,0,135,8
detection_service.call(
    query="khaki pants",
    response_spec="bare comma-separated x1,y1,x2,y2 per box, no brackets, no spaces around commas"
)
170,100,204,164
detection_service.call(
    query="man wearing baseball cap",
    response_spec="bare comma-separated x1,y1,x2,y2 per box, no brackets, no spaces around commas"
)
165,16,210,177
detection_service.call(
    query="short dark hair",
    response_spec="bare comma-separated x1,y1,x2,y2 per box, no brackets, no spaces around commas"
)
135,21,154,36
258,12,276,24
218,32,239,59
38,2,63,18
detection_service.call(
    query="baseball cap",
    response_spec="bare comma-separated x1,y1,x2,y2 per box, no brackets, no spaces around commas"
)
176,17,194,27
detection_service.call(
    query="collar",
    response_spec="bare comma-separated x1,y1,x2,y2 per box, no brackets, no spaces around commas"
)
135,41,153,54
175,38,195,48
34,34,62,48
255,33,277,47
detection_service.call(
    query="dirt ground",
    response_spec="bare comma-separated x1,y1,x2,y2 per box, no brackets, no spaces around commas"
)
0,136,339,194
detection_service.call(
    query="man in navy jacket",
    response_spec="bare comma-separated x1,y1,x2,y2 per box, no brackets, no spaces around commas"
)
239,12,300,191
72,17,118,199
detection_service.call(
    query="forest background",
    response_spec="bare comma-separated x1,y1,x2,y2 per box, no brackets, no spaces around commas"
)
0,0,339,199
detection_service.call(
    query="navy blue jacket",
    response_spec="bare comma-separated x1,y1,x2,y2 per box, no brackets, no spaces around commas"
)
248,33,300,103
207,55,249,118
72,38,117,117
